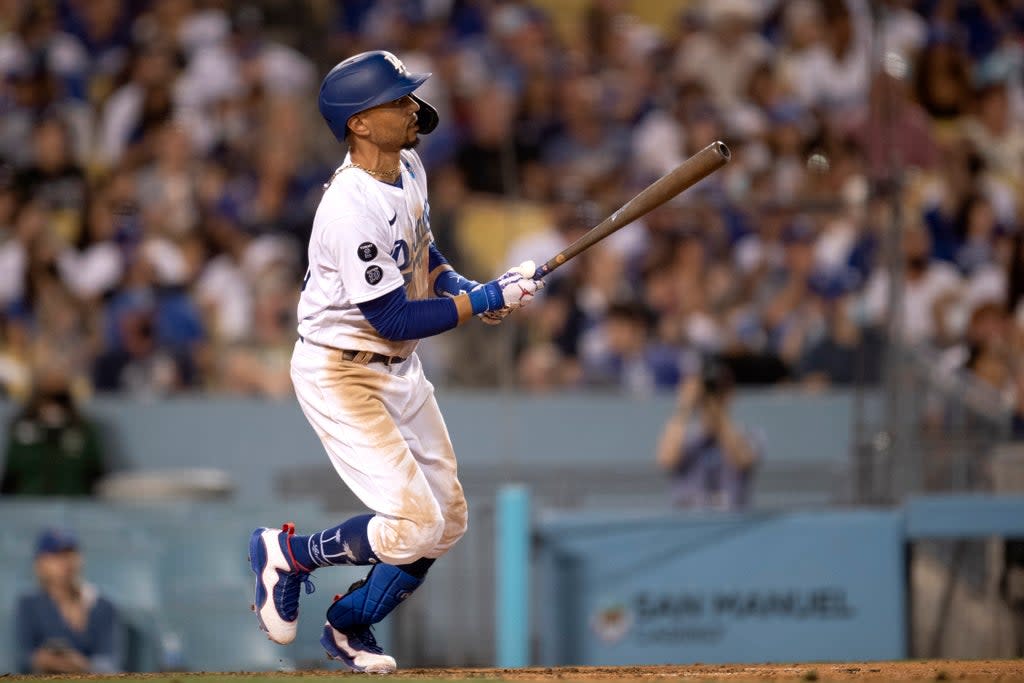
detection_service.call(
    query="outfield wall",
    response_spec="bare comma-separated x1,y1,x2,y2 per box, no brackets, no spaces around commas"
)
0,390,869,671
526,495,1024,666
0,389,861,508
535,508,907,665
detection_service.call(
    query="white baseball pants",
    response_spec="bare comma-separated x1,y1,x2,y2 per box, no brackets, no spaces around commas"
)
290,339,468,565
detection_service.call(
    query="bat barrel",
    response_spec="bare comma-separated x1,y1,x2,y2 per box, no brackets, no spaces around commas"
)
532,141,731,280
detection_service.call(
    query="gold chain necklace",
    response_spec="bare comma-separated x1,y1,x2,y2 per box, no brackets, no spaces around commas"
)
323,162,401,189
345,162,401,181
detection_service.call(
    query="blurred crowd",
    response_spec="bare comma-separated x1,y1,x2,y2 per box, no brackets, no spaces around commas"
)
1,0,1024,412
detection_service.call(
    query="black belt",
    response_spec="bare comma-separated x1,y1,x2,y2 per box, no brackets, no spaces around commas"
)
300,336,407,366
340,349,407,366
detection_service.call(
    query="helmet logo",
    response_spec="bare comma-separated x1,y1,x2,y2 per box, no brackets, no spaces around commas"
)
383,52,409,76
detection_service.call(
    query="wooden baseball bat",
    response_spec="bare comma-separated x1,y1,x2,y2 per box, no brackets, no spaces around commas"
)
533,140,731,279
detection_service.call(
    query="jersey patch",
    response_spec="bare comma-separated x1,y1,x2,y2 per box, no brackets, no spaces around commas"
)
365,265,384,285
358,242,378,262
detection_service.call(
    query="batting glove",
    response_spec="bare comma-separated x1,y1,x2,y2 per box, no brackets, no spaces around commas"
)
468,260,545,316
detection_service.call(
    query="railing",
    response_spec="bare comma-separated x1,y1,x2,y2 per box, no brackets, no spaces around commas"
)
854,342,1014,504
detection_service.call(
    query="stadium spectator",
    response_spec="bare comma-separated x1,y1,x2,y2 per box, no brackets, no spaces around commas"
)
1,365,110,496
759,218,821,368
456,82,522,195
844,70,939,178
134,122,201,240
859,222,963,346
583,299,681,395
14,116,88,245
789,0,871,114
55,171,129,303
912,29,973,128
95,38,179,169
215,258,298,397
672,0,770,111
655,361,761,510
961,79,1024,189
876,0,928,64
0,166,27,311
0,313,32,401
543,73,631,199
15,528,120,674
0,0,1019,398
798,268,883,387
0,2,93,165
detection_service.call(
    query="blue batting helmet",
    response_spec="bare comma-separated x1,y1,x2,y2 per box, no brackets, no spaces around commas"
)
318,50,439,141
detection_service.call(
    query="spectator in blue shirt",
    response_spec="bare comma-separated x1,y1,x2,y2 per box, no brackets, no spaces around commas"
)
15,528,120,674
656,361,762,510
584,300,682,395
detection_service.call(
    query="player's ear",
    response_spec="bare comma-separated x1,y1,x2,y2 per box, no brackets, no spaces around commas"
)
347,114,370,138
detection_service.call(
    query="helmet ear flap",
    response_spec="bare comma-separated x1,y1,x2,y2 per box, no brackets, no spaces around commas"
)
411,95,439,134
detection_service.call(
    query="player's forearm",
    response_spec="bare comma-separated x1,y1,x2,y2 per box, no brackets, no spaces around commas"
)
358,287,472,341
358,264,537,340
429,244,478,296
432,268,480,296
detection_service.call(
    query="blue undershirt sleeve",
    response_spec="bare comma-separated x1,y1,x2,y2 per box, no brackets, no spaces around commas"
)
429,243,479,296
428,243,447,273
358,286,461,341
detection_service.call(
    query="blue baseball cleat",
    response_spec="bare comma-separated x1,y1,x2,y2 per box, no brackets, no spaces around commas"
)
248,523,314,644
321,612,396,674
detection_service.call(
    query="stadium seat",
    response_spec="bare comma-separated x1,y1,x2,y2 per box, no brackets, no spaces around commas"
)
155,501,335,594
0,499,339,672
0,574,36,674
161,583,295,671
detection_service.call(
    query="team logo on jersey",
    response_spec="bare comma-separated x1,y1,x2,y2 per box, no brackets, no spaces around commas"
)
357,242,378,261
391,240,410,270
365,265,383,285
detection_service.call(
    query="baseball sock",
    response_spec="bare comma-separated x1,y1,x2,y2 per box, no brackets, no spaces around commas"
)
289,514,380,569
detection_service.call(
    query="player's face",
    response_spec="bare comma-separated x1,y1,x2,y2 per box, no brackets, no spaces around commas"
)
361,95,421,151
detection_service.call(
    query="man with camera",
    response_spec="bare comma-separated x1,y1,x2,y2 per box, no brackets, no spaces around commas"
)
656,362,762,510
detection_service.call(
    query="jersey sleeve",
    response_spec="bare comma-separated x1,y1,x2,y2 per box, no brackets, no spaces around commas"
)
322,209,405,305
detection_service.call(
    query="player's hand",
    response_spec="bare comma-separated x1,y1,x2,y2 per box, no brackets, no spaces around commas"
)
471,282,511,324
494,260,544,311
497,272,544,310
471,261,545,316
475,261,541,322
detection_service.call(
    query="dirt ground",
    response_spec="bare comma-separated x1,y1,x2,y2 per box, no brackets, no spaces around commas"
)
10,660,1024,682
393,660,1023,682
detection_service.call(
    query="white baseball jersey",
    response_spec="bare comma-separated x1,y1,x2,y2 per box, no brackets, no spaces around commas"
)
290,148,467,566
297,149,433,358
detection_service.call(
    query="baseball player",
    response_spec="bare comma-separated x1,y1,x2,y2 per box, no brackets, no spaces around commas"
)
248,50,544,673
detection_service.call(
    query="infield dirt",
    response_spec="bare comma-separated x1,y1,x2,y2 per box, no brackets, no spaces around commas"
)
5,659,1024,683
